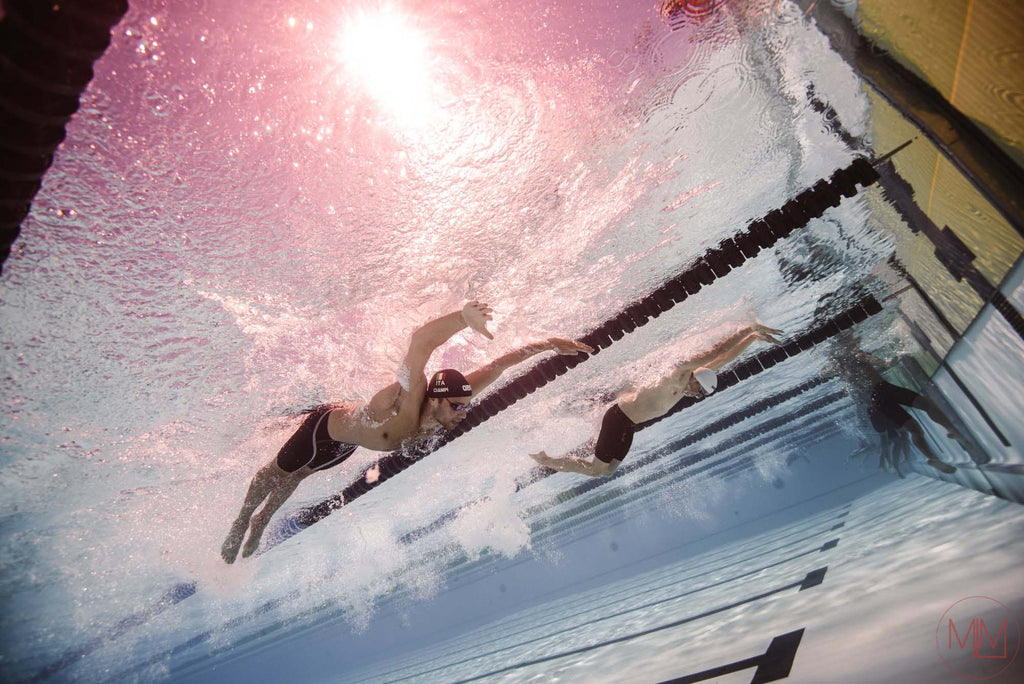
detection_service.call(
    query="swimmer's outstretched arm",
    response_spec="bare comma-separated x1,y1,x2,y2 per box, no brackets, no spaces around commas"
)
364,302,495,422
465,337,593,396
399,301,493,387
684,323,782,372
404,301,494,374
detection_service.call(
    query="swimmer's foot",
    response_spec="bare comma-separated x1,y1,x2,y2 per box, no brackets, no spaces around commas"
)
240,530,264,559
529,450,550,467
221,536,242,564
948,431,991,464
240,520,270,557
221,520,248,564
926,458,957,474
947,430,971,449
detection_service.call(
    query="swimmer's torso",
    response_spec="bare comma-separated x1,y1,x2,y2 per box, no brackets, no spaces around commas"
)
326,381,426,451
619,368,698,424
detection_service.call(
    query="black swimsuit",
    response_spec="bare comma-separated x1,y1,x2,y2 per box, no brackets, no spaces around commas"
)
867,381,920,434
594,404,637,463
276,405,358,473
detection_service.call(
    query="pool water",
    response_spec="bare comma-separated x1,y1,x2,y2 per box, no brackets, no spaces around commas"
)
1,1,1021,682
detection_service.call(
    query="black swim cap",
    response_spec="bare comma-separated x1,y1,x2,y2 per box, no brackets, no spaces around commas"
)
426,369,472,398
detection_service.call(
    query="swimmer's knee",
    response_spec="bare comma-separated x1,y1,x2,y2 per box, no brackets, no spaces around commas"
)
254,463,285,484
268,459,294,476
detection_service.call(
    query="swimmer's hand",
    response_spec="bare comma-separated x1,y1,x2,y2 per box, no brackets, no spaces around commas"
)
547,338,593,355
752,323,783,345
462,301,494,340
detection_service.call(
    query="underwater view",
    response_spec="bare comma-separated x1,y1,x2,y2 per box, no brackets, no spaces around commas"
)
1,0,1022,682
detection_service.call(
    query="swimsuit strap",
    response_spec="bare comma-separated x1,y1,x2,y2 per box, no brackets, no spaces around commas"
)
309,409,358,472
311,442,358,472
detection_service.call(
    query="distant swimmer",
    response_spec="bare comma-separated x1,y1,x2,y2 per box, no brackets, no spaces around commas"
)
825,336,977,475
529,323,782,477
221,301,592,563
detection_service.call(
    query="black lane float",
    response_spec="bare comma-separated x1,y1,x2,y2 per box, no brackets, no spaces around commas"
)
0,0,129,273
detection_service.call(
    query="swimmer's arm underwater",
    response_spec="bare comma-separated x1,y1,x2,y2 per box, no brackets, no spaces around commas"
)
465,337,593,396
365,301,494,423
853,348,892,369
683,323,782,372
403,301,495,380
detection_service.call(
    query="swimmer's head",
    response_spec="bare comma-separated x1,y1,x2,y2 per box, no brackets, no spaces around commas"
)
692,367,718,395
426,369,472,399
426,369,472,430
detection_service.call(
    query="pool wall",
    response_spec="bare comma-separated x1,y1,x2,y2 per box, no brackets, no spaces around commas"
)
799,0,1024,501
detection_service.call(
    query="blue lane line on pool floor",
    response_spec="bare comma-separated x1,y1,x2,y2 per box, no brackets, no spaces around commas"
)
373,549,836,684
448,569,826,684
658,629,805,684
365,546,836,684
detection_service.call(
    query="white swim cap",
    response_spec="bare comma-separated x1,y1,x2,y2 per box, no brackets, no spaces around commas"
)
693,367,718,395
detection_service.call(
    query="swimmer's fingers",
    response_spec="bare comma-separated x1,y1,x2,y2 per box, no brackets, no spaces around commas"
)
467,300,494,315
464,300,493,316
463,301,494,339
752,326,783,344
549,337,594,355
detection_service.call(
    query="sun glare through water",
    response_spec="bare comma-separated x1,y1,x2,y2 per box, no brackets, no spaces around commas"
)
337,5,435,127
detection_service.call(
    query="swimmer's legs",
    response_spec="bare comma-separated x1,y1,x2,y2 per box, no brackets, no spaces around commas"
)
891,432,910,478
905,420,957,474
529,444,620,478
878,432,892,471
910,395,990,464
222,461,285,564
241,471,305,559
911,396,969,445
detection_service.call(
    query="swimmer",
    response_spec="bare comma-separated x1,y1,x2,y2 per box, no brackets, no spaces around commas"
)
826,337,975,475
221,301,592,563
529,323,782,477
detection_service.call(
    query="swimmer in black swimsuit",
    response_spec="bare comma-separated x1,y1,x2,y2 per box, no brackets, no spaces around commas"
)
828,339,975,475
530,323,781,477
221,301,592,563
